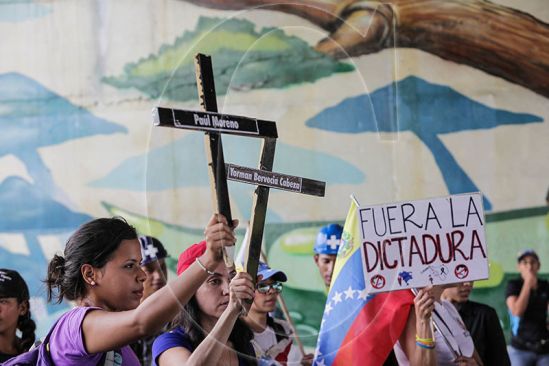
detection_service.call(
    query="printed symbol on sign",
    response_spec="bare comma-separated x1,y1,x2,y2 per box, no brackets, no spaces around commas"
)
398,271,413,286
454,264,469,279
439,265,448,280
371,275,386,289
421,264,449,282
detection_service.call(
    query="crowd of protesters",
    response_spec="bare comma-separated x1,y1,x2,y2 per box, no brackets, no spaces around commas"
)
0,216,547,366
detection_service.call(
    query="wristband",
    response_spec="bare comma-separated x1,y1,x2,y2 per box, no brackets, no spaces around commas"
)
415,336,434,343
416,341,435,349
195,257,215,275
415,335,435,349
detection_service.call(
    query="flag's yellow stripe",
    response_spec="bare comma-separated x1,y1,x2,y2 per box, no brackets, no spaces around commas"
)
330,200,361,290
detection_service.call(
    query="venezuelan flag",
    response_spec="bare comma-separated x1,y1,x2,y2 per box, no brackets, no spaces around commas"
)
314,200,414,366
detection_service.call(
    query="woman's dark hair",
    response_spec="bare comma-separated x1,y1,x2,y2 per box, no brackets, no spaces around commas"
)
176,296,255,365
266,314,289,343
0,269,36,352
17,309,36,352
45,217,137,303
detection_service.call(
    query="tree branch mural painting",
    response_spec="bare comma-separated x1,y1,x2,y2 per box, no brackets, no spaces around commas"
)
181,0,549,97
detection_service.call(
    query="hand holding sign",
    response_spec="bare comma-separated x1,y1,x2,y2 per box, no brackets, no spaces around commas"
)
414,287,436,321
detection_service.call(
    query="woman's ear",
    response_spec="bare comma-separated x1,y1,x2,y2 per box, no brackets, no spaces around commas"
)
81,264,97,286
18,300,29,317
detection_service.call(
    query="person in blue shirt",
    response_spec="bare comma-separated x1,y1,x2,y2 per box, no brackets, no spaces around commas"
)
152,241,256,366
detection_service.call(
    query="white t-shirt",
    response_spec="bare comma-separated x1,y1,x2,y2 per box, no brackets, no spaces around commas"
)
252,319,302,365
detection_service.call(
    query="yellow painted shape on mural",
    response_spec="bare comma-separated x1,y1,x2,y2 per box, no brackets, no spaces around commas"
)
106,205,166,237
279,226,319,255
474,260,504,288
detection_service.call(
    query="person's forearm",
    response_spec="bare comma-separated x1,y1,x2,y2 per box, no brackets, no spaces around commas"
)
132,255,216,336
411,318,436,366
184,307,240,366
510,284,531,316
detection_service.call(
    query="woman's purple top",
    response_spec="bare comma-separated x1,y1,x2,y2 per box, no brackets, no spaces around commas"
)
48,306,140,366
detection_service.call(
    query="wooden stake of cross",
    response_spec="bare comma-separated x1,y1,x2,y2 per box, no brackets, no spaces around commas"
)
153,53,325,285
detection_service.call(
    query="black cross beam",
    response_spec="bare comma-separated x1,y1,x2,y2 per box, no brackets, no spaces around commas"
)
152,53,325,284
153,108,278,138
226,164,325,197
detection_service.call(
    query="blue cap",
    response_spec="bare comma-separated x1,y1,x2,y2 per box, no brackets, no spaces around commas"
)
314,224,343,255
257,262,287,282
517,249,539,263
139,236,168,265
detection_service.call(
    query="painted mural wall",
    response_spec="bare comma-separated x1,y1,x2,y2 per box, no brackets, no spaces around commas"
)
1,0,548,344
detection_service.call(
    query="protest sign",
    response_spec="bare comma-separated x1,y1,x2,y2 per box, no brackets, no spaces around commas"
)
358,192,488,293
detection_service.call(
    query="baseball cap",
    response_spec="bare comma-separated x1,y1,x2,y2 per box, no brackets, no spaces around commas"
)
314,223,343,255
517,249,539,263
257,262,287,283
139,236,168,265
177,241,207,275
0,269,30,301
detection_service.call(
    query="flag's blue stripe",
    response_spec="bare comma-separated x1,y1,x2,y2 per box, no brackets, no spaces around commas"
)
316,251,375,365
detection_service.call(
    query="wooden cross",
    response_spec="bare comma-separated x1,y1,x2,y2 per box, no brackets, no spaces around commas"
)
153,53,325,284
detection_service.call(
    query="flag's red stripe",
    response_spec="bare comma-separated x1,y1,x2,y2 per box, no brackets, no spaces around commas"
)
333,290,414,366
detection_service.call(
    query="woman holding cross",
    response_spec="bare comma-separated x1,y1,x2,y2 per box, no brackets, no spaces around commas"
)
152,241,256,366
39,213,237,366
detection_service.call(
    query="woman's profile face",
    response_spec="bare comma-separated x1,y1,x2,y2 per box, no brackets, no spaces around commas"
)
195,262,231,319
0,297,25,334
91,239,147,311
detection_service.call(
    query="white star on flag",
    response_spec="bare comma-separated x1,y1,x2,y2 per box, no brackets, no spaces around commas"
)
316,358,326,366
358,288,369,300
314,345,322,357
331,291,343,304
344,286,355,299
325,302,333,315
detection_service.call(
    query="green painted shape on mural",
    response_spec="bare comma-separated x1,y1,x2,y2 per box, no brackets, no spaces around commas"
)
103,17,354,101
486,205,548,223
